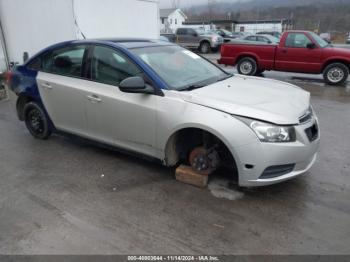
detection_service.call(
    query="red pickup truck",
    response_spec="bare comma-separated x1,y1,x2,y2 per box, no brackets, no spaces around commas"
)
218,30,350,85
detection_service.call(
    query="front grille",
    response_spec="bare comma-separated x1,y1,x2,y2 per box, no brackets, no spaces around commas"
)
260,164,295,179
305,123,319,142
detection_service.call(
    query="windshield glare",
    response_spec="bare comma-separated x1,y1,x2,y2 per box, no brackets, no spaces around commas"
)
132,45,228,90
310,32,329,48
267,35,280,43
195,29,205,35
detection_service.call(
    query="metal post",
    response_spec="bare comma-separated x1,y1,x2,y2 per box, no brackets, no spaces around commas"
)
0,13,10,71
0,13,10,101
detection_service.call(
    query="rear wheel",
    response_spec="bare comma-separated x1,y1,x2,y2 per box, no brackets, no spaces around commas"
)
323,63,349,86
24,102,52,139
199,42,211,54
237,57,258,76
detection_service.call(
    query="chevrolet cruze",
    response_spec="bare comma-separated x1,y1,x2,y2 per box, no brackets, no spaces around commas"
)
8,39,320,186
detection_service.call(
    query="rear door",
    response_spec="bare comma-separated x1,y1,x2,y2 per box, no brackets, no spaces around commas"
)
275,32,322,73
84,45,157,156
36,45,90,135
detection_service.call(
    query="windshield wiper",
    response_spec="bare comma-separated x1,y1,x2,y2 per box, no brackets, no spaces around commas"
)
178,84,205,92
217,73,233,82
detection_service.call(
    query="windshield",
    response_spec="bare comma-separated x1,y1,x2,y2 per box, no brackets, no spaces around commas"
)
267,35,280,43
131,45,229,90
221,29,233,36
195,28,206,35
310,32,329,48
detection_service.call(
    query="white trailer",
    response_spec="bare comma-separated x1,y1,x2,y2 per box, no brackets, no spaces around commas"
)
0,0,159,71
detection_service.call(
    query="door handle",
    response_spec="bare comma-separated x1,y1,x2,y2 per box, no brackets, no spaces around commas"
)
87,95,102,103
42,83,52,90
282,49,288,53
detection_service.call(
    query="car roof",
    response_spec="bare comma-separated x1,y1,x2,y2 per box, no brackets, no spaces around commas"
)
25,38,176,66
91,38,175,49
250,34,278,39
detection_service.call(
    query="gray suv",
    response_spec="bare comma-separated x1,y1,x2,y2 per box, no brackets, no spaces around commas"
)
163,28,223,53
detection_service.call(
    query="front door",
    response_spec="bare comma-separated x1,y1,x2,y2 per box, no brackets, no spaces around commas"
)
275,32,323,73
84,45,157,156
36,45,89,136
186,28,199,47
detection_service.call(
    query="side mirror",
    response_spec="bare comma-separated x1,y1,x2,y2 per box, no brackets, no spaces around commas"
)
306,43,316,49
119,76,154,94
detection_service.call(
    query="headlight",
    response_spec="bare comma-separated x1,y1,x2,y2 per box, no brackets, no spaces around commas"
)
212,36,220,42
238,117,296,143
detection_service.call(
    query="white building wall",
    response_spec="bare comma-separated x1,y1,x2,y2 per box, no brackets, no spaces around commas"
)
167,10,185,33
0,41,5,72
160,9,186,33
0,0,77,65
0,0,159,65
235,23,282,34
75,0,159,39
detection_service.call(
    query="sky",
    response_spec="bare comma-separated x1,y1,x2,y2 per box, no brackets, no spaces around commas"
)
159,0,232,8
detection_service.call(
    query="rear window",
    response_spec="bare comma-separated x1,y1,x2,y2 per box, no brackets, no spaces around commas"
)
42,45,87,78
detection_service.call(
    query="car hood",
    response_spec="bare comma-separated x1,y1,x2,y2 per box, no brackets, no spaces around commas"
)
179,75,310,125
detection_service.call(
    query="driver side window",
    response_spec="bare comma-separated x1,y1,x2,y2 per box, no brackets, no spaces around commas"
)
42,45,86,77
285,33,312,48
187,29,196,36
91,46,142,86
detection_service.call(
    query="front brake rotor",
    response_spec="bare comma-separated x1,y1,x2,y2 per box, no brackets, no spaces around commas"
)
189,147,220,176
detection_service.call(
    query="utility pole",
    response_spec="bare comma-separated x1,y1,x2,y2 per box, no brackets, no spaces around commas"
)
172,0,180,8
0,15,10,71
208,0,216,21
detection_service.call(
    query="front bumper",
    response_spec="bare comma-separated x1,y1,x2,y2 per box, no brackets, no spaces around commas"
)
232,118,320,187
211,41,223,49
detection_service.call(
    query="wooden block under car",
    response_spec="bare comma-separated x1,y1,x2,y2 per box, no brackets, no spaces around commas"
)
175,165,209,188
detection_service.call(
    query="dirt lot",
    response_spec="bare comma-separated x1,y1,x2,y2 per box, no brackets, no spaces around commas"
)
0,56,350,255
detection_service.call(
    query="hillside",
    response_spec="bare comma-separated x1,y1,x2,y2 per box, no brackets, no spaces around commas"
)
184,0,350,33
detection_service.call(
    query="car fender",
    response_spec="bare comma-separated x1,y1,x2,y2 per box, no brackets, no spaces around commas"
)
234,52,260,65
321,56,350,71
156,92,258,165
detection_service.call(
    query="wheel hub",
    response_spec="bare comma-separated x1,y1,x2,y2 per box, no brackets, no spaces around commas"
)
29,110,44,133
189,147,220,175
327,67,344,83
240,62,253,74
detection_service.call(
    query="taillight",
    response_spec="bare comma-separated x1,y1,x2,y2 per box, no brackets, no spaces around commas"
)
5,71,13,84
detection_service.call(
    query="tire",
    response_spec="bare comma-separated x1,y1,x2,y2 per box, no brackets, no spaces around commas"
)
256,69,265,76
211,46,219,53
237,57,258,76
24,102,52,139
323,63,349,86
199,42,211,54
